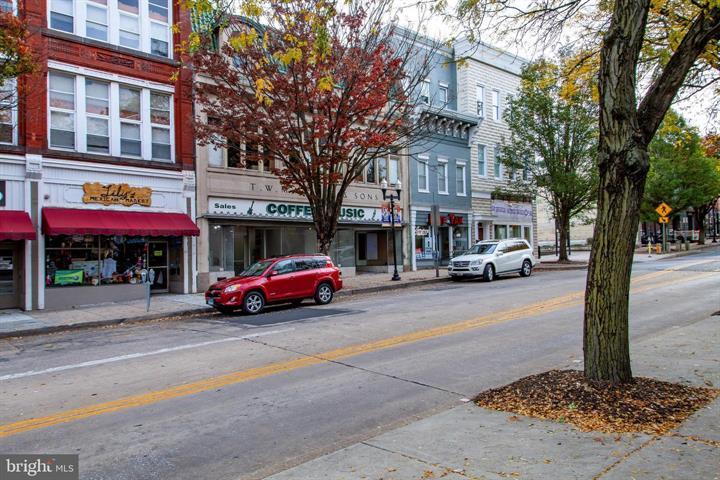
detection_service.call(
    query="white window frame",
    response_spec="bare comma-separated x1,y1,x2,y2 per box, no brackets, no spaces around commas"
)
437,158,448,195
493,145,502,179
47,62,175,163
417,155,429,193
47,0,173,59
456,161,466,196
491,90,500,121
420,79,430,105
438,83,448,105
0,78,17,145
477,144,486,177
476,84,485,118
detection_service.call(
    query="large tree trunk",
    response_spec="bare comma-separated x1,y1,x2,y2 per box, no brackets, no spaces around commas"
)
557,211,570,262
695,208,708,245
584,147,648,383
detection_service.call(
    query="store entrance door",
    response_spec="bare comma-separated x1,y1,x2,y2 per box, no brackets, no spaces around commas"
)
148,241,168,292
439,226,450,264
0,243,22,309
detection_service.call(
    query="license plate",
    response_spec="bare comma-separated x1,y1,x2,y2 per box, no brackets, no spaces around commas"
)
206,298,214,305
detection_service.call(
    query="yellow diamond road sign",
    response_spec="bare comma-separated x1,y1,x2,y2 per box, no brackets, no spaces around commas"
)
658,216,670,224
655,202,672,217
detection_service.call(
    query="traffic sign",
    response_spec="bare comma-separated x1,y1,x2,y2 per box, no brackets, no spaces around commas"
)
655,202,672,217
658,216,670,224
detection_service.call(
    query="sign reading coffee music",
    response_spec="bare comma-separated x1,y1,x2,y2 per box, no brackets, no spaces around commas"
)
82,183,152,207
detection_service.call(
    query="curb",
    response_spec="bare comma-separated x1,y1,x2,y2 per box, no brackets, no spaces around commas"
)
535,263,588,271
0,306,214,340
337,276,451,297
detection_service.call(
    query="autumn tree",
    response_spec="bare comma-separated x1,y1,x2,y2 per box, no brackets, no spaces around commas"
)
189,0,438,254
0,10,35,140
498,59,598,262
455,0,720,383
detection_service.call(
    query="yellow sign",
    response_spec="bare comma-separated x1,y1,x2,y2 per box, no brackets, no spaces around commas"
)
658,216,670,224
655,202,672,217
83,183,152,207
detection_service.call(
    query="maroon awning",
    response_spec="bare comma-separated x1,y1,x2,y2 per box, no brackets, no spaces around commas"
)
42,208,200,236
0,210,37,240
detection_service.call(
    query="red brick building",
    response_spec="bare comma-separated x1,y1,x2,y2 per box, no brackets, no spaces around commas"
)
0,0,199,311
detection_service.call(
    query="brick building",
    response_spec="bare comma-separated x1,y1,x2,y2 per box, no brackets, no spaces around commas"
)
0,0,199,311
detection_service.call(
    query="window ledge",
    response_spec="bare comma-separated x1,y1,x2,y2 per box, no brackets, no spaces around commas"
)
43,149,181,170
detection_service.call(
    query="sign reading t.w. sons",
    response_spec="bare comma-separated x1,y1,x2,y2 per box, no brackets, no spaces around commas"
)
1,454,79,479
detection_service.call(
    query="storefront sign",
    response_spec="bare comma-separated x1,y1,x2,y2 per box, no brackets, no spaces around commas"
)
414,227,430,236
82,183,152,207
441,213,464,226
209,198,384,223
491,200,533,222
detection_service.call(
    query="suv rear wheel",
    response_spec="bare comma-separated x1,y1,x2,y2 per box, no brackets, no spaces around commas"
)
483,264,495,282
314,283,334,305
520,259,532,277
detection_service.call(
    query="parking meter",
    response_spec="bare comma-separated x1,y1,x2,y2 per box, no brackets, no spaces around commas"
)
146,268,156,312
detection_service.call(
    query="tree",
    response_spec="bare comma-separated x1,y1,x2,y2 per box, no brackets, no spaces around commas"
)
642,111,720,244
455,0,720,383
189,0,437,254
0,11,35,117
498,59,598,262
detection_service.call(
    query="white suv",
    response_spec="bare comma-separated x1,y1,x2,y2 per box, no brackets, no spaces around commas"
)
448,239,537,282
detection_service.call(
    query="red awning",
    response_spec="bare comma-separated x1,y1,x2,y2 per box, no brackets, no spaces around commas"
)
0,210,37,241
42,208,200,237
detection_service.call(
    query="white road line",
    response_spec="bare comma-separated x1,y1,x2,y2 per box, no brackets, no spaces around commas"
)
0,328,293,382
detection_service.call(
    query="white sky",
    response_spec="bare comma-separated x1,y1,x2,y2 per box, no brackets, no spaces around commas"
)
394,0,717,134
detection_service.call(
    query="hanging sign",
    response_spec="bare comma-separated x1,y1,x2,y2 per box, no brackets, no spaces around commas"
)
82,183,152,207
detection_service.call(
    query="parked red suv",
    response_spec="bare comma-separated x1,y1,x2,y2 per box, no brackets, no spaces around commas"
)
205,254,343,314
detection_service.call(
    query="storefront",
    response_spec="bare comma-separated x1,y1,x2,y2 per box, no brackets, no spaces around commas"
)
201,197,403,285
0,210,36,309
412,209,471,269
473,200,535,246
34,159,198,310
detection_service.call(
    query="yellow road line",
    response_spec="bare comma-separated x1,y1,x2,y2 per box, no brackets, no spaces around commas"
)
0,270,715,439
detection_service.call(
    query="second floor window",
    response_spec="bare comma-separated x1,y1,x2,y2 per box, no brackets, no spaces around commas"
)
456,162,466,195
49,0,172,58
476,85,484,117
477,145,486,176
0,79,17,144
438,84,448,105
420,80,430,105
494,145,502,179
417,158,429,192
0,0,14,13
438,160,448,194
492,90,500,120
48,70,174,161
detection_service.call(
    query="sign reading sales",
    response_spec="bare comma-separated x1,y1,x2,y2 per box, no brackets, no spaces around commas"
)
209,198,382,223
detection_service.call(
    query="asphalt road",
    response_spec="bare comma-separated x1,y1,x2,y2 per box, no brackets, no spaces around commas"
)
1,250,718,479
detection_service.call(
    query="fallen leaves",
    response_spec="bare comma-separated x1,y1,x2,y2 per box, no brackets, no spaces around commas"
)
474,370,718,434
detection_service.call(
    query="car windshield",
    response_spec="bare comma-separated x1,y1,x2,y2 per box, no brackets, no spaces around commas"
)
466,243,497,255
239,260,274,277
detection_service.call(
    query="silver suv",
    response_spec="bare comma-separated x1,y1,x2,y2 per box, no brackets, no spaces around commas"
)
448,239,537,282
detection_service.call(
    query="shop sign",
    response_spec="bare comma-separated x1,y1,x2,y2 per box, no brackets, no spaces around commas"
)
209,197,383,223
491,200,532,222
0,180,5,206
82,183,152,207
441,213,464,226
414,227,430,236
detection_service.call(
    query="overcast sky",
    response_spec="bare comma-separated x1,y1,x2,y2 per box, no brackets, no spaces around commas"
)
395,0,717,134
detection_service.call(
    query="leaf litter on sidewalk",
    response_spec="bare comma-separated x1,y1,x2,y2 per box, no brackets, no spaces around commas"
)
474,370,718,434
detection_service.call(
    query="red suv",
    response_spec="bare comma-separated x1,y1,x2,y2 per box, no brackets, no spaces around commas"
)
205,255,343,314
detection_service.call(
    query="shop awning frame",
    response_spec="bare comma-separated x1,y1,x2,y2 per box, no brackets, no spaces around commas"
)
0,210,37,241
42,208,200,237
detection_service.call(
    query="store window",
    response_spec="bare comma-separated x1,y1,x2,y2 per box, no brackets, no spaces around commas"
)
494,224,507,239
48,70,174,161
45,235,174,287
208,225,234,272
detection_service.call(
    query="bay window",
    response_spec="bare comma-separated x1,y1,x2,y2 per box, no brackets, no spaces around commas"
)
48,0,172,58
48,68,174,161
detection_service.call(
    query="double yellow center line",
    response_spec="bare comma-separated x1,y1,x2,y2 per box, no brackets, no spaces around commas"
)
0,261,716,438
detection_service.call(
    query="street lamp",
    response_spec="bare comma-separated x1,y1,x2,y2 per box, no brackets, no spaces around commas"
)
381,178,402,281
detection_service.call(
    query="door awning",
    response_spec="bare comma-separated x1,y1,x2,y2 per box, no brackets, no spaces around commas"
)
42,208,200,237
0,210,37,241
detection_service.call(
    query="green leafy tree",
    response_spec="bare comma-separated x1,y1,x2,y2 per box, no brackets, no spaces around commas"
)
498,59,598,261
642,111,720,244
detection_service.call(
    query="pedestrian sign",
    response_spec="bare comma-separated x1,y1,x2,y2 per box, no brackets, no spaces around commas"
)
658,216,670,224
655,202,672,217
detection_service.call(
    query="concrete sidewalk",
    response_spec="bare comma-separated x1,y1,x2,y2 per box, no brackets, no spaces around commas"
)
538,241,719,265
266,314,720,480
0,269,451,338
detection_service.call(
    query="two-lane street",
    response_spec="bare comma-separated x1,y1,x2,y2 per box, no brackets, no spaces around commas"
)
1,251,718,479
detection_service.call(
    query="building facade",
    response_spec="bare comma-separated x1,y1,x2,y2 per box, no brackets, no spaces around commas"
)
455,39,538,250
0,0,199,311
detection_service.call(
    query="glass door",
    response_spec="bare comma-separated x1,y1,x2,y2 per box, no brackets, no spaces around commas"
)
0,244,20,309
148,240,168,292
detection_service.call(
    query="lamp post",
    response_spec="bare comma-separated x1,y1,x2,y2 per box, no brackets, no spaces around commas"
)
713,201,718,243
381,178,402,281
